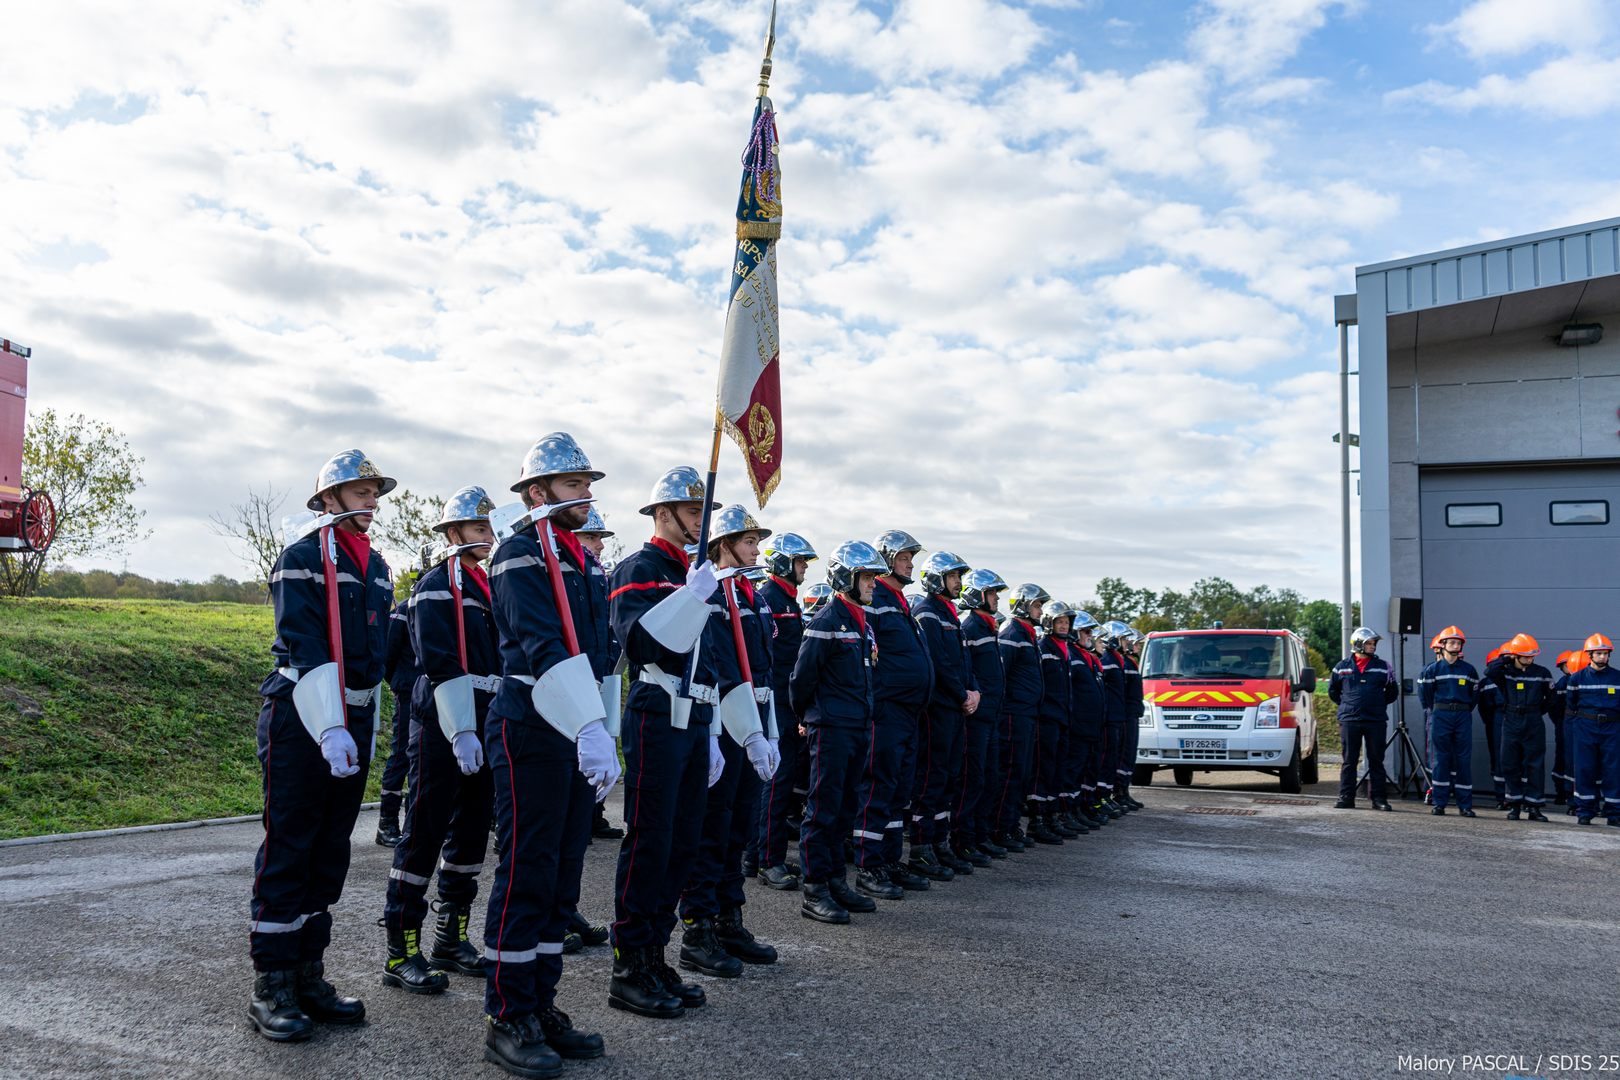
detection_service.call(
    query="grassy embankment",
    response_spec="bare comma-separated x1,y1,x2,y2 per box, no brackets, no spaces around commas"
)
0,598,395,840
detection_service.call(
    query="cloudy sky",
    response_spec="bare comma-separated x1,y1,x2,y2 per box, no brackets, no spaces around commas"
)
5,0,1619,601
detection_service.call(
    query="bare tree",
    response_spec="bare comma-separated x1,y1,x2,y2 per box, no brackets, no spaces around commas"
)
209,485,287,601
370,488,445,569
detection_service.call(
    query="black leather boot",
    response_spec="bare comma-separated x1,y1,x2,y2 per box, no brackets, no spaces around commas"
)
855,864,904,901
1526,807,1549,822
1049,814,1080,839
935,840,973,875
741,850,760,878
956,841,993,867
382,926,448,994
1506,806,1521,821
993,831,1025,853
430,901,485,976
562,932,583,955
1120,792,1145,810
295,959,366,1024
649,949,706,1008
758,862,802,891
800,881,851,924
978,838,1009,859
907,844,954,881
828,874,877,913
562,907,610,947
883,861,930,891
248,970,314,1042
714,907,778,963
484,1014,564,1078
375,810,402,848
591,806,624,840
608,946,685,1019
678,917,743,978
1027,819,1063,845
535,1004,605,1059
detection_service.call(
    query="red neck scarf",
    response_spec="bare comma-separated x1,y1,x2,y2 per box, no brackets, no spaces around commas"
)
732,572,756,605
550,520,585,567
876,578,906,606
936,594,959,619
462,560,491,602
332,526,371,573
649,535,689,569
1015,617,1035,639
768,574,798,599
1354,654,1370,673
976,610,997,629
837,595,868,636
1053,637,1070,660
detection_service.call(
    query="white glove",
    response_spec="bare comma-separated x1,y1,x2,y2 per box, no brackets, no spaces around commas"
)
319,727,360,778
451,730,484,775
744,731,778,781
685,559,719,602
707,733,725,788
577,720,622,802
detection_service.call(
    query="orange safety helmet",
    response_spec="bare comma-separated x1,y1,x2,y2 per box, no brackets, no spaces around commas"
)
1436,625,1466,646
1505,633,1539,657
1429,633,1444,651
1569,650,1592,674
1585,632,1615,653
1556,650,1574,668
1485,647,1502,664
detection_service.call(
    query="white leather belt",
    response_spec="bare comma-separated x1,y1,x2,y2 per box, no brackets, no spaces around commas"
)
469,674,501,693
639,668,719,705
753,687,771,704
344,687,375,707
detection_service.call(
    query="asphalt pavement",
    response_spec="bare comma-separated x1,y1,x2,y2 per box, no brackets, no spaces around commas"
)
3,782,1616,1080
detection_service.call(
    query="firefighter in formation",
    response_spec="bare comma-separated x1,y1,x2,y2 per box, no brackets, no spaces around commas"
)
247,447,1154,1074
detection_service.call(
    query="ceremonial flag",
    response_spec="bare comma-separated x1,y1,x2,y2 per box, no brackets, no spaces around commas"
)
716,10,783,508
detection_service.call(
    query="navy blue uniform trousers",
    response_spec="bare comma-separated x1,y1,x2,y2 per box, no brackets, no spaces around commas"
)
681,734,761,919
756,719,803,867
612,709,710,951
379,690,412,819
802,722,871,883
482,710,592,1021
384,712,493,931
250,696,374,971
953,716,997,846
994,712,1035,834
856,701,915,865
910,703,962,848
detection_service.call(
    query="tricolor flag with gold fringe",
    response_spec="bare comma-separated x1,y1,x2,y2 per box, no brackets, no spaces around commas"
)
716,67,783,507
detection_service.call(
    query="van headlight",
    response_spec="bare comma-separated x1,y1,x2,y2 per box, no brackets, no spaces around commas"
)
1255,698,1280,728
1139,706,1154,728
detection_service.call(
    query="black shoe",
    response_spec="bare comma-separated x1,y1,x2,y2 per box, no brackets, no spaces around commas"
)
828,875,877,913
936,841,973,874
1372,801,1393,812
907,845,955,881
485,1014,565,1078
979,839,1008,859
956,842,993,867
678,918,743,978
741,851,759,878
1527,808,1549,822
591,812,625,841
856,865,904,901
375,814,402,848
1506,807,1521,821
1075,808,1106,829
1084,807,1109,827
800,882,851,924
650,954,706,1008
1458,808,1477,818
295,959,366,1024
994,831,1026,853
562,907,610,947
1049,816,1081,839
883,862,930,891
1568,804,1579,816
430,901,485,976
714,907,778,964
1432,806,1446,816
1120,794,1146,810
1578,815,1594,826
608,947,685,1019
758,863,802,891
1100,800,1126,819
1334,798,1355,809
249,970,314,1042
1008,825,1031,845
1058,813,1092,835
1495,799,1509,811
382,926,448,994
1027,821,1063,845
562,932,583,955
535,1005,605,1060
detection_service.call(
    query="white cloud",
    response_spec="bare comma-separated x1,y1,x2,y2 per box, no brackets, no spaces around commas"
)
796,0,1042,83
1190,0,1354,82
1388,53,1620,117
1434,0,1613,60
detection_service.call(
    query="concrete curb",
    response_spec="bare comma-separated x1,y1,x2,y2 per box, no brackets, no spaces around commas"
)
0,801,382,848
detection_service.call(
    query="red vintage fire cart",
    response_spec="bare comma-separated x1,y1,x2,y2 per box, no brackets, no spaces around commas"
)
0,338,57,555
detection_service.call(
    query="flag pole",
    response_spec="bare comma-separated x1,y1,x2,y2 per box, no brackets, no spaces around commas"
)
692,0,777,567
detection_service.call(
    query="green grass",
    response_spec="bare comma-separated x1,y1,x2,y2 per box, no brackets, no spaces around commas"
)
0,598,396,839
1313,690,1340,755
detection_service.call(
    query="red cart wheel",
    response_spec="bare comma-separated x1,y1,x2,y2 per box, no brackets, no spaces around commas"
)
21,489,56,554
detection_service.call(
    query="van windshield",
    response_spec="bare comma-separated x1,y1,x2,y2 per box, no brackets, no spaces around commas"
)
1141,634,1286,679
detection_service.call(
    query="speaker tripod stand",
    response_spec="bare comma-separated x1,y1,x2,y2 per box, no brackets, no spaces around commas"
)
1359,631,1432,799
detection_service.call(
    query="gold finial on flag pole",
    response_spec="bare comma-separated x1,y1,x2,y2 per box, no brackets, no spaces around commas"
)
757,0,777,98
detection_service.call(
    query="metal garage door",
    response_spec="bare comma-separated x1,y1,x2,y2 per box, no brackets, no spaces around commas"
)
1420,463,1620,794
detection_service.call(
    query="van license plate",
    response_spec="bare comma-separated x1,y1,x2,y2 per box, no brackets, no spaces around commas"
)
1180,738,1226,750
